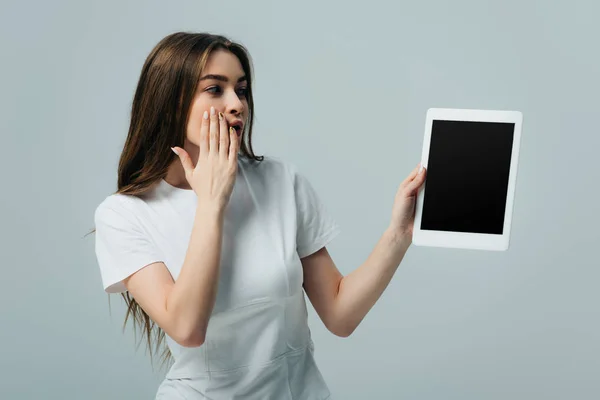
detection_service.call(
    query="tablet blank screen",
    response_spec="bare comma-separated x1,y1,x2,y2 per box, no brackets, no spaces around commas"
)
420,120,515,235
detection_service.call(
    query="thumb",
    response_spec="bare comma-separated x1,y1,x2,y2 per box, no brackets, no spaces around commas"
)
171,147,193,173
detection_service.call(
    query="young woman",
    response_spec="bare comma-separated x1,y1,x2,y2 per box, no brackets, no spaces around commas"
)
94,31,427,399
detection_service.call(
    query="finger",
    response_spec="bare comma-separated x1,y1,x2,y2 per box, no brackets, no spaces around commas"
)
218,112,230,159
199,110,210,156
228,126,239,162
401,162,423,187
209,106,219,154
405,166,427,196
171,147,193,174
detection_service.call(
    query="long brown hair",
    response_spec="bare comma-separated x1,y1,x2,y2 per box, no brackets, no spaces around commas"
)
92,32,262,368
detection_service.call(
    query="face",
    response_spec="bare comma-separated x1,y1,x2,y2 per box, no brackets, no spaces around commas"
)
185,49,249,149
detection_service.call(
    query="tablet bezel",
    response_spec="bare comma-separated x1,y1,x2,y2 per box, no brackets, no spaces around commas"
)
412,108,523,251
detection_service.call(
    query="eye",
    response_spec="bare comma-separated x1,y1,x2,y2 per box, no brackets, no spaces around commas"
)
236,87,248,97
206,85,222,94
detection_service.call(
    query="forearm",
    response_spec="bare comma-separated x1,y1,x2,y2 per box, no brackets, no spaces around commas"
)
334,228,411,336
166,203,225,343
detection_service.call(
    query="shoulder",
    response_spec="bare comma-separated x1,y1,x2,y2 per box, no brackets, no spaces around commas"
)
240,155,300,183
241,155,303,182
94,192,146,226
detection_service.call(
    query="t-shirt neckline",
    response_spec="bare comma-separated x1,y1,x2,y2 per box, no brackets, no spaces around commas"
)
157,178,197,197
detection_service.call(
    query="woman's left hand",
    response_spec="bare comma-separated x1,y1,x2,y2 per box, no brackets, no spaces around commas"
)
389,163,427,238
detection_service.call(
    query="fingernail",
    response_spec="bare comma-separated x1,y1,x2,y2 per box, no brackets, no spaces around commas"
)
418,163,424,174
210,106,215,116
171,147,179,155
203,111,209,119
218,112,224,121
229,127,235,136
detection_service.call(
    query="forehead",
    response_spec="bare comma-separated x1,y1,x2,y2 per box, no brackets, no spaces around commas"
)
202,49,245,78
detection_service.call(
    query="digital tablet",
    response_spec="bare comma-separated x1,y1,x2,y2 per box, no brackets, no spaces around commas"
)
412,108,523,251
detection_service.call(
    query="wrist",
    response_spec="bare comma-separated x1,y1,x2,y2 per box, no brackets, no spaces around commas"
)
384,226,412,251
195,201,226,222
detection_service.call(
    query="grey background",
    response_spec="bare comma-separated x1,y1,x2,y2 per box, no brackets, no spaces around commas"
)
1,0,599,399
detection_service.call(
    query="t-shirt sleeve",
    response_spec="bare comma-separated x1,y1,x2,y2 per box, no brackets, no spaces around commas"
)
94,197,164,294
291,165,341,258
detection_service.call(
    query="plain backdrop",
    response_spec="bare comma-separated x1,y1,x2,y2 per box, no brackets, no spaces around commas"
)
1,0,599,399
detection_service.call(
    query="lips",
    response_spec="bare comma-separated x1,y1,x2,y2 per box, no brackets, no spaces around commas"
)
229,120,244,136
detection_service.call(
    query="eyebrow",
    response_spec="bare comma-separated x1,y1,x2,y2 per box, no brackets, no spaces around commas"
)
199,74,247,83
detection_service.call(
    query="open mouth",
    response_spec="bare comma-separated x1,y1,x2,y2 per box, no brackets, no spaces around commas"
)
230,122,243,136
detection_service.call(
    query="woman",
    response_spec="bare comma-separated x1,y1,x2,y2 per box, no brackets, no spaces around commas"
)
94,31,427,399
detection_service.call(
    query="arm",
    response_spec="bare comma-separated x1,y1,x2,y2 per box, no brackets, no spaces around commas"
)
302,163,426,337
302,230,410,337
123,107,238,347
124,204,225,347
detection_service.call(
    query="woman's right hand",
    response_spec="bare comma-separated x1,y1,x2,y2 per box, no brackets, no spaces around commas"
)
171,106,240,210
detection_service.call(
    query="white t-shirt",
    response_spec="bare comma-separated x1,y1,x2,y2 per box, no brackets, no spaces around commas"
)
94,156,340,399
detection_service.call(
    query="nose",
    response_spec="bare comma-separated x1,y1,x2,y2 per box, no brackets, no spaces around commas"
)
224,89,245,117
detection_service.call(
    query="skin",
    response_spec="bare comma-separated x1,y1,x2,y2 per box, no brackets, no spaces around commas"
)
165,49,248,193
301,164,426,337
124,49,427,347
